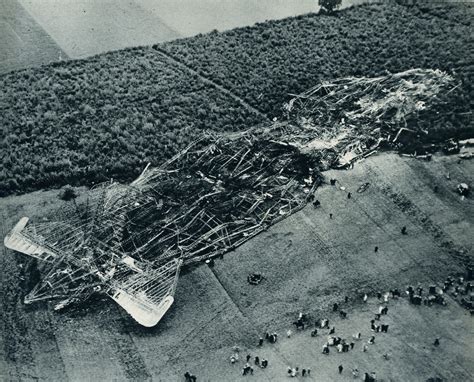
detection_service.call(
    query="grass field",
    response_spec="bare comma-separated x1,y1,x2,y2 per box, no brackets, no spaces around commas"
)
1,152,472,381
19,0,181,59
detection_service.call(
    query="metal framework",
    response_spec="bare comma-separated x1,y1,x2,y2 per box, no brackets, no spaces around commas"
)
4,69,453,327
4,124,320,326
284,68,456,167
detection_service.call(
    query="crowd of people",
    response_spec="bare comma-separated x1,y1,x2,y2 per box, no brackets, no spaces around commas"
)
287,366,311,377
205,279,458,381
223,292,387,380
183,260,470,380
182,179,471,381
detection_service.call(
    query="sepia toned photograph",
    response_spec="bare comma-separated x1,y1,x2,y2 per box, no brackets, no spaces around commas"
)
0,0,473,381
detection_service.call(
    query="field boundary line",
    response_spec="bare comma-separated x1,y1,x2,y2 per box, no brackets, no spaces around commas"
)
111,305,153,381
16,0,70,61
43,310,68,382
152,46,270,121
206,266,293,373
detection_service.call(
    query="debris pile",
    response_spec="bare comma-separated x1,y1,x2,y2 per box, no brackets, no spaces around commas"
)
128,128,321,267
456,183,469,197
248,273,265,285
4,68,459,327
4,125,321,326
284,68,457,168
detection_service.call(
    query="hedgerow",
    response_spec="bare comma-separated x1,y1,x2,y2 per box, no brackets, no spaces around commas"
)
0,3,472,196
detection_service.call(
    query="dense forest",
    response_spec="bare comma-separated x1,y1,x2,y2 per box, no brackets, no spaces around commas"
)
0,2,472,196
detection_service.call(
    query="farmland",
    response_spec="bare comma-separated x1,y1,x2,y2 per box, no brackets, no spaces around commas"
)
1,1,473,381
1,153,472,381
18,0,181,59
0,1,67,75
159,2,473,117
17,0,376,60
1,2,473,197
0,48,265,196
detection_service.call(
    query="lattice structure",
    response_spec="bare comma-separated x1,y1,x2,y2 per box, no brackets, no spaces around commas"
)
4,69,453,327
4,124,321,326
284,68,456,167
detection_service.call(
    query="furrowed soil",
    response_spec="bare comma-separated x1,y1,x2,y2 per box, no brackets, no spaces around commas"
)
1,152,472,381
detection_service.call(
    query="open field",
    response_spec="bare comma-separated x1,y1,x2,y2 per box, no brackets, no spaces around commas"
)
19,0,181,59
3,1,473,77
1,0,382,75
18,0,379,60
0,0,67,75
1,152,472,381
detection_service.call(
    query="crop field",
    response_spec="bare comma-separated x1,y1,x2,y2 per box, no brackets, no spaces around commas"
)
159,2,473,117
19,0,181,59
0,47,265,196
17,0,375,60
1,2,473,197
0,0,67,75
1,152,472,381
1,2,473,381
